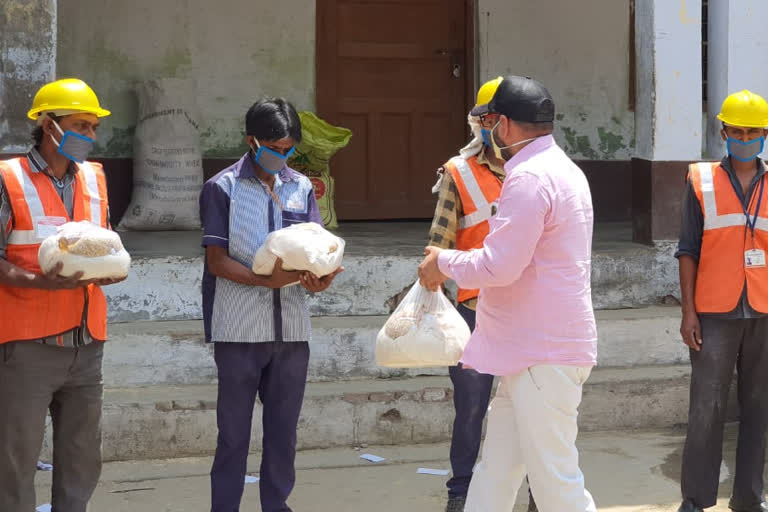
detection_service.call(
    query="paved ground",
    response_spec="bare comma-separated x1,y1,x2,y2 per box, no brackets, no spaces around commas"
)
32,425,750,511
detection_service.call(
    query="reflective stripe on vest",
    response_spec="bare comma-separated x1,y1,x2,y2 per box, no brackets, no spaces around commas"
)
79,162,103,228
4,160,105,246
4,158,44,245
447,155,503,304
697,161,768,232
0,157,110,343
697,162,756,230
690,161,768,313
451,157,497,229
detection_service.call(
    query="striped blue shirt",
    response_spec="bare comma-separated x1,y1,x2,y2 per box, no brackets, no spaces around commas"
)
200,153,322,343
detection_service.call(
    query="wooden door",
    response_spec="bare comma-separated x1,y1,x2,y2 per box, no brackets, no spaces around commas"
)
316,0,472,220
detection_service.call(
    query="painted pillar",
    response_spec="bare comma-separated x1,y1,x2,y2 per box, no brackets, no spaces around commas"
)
632,0,702,243
0,0,57,154
706,0,768,159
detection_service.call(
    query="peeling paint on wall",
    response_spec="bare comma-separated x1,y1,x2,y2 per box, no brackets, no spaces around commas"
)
93,126,135,157
199,125,249,158
478,0,635,161
561,126,599,160
0,0,56,153
597,127,628,160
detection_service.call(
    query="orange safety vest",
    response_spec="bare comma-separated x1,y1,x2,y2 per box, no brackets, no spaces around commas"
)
444,155,503,304
0,156,109,344
689,161,768,313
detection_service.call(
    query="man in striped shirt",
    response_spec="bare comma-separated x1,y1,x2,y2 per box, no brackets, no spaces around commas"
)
200,98,342,512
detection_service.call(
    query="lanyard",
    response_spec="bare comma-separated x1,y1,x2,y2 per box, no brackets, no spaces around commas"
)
745,175,765,237
257,177,285,211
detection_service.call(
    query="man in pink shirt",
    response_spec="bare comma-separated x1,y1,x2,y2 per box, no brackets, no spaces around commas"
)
419,75,597,512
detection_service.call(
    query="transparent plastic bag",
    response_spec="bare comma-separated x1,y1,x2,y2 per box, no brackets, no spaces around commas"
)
375,282,470,368
38,221,131,280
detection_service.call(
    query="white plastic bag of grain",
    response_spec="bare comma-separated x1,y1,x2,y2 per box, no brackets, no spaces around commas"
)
118,78,203,231
375,282,470,368
38,221,131,280
251,222,345,284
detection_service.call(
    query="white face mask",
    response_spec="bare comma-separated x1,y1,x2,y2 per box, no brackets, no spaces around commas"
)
490,119,537,161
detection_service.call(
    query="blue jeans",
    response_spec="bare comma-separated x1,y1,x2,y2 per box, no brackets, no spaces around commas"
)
446,304,495,498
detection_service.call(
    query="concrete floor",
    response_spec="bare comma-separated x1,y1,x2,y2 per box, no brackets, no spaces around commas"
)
119,221,638,259
33,425,747,512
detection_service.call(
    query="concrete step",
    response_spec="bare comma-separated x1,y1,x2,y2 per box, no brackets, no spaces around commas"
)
105,240,679,322
103,307,687,387
43,365,727,462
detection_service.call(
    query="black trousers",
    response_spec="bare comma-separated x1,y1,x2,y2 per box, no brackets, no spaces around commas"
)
681,316,768,510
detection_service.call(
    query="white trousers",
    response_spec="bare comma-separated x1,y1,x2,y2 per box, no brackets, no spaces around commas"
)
464,364,596,512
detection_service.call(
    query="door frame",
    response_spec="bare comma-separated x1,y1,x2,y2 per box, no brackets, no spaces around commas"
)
315,0,477,216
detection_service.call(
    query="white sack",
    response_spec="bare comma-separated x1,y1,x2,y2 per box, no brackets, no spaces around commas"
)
38,221,131,280
252,222,345,280
118,78,203,230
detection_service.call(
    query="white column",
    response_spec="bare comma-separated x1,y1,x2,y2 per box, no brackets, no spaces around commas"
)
706,0,768,158
635,0,703,162
0,0,57,154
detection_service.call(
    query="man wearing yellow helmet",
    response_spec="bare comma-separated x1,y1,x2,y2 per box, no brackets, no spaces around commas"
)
676,90,768,512
0,78,119,512
426,77,537,512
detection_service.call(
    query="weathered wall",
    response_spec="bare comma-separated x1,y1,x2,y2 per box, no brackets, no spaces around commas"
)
706,0,768,159
0,0,56,153
56,0,634,161
56,0,316,158
634,0,702,161
478,0,634,160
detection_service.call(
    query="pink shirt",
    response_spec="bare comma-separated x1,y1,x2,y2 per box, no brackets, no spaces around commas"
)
437,135,597,376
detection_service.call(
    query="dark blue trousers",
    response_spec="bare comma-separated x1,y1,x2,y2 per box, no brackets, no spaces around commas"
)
446,304,495,498
210,342,309,512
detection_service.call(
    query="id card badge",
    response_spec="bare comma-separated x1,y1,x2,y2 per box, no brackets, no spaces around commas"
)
745,249,767,268
285,199,305,211
35,216,67,240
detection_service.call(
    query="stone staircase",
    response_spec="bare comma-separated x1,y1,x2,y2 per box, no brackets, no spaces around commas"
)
44,224,719,462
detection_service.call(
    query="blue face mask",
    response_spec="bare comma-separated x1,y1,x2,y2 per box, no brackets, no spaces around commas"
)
252,140,295,174
480,128,492,147
50,119,94,163
727,136,765,163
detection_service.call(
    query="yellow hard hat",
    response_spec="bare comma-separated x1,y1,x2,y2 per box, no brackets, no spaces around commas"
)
470,76,503,116
717,89,768,128
27,78,111,121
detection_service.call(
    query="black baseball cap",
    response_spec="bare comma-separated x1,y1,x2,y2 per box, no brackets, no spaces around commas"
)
487,75,555,123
